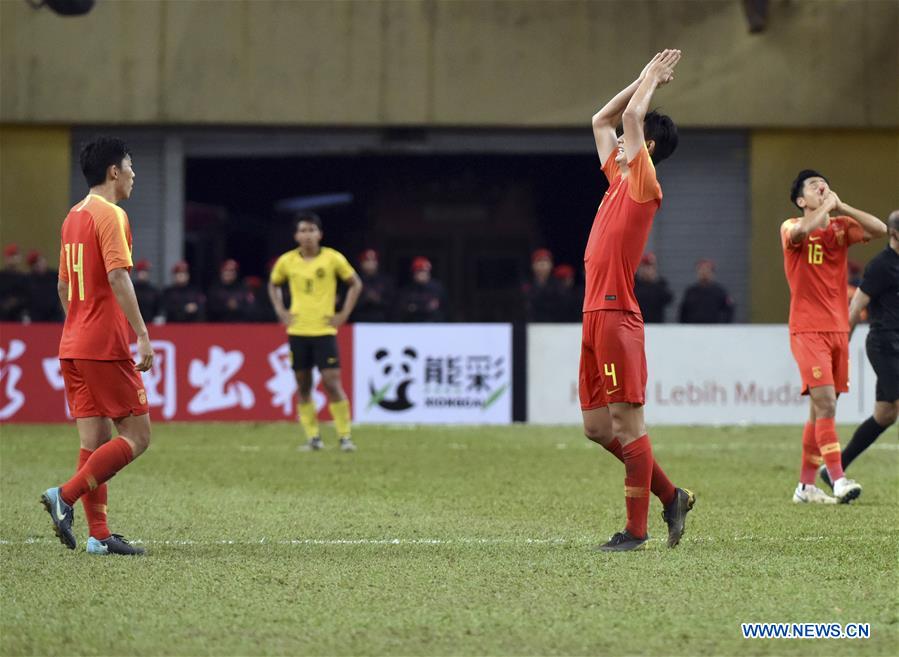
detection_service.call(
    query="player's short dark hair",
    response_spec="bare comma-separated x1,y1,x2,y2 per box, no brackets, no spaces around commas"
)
644,110,678,164
79,137,131,187
888,210,899,233
295,211,322,230
790,169,828,208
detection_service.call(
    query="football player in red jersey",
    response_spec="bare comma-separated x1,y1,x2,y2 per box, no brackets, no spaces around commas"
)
41,137,154,555
581,50,695,551
781,170,886,504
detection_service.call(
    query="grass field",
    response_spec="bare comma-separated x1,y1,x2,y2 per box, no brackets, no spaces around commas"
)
1,422,897,656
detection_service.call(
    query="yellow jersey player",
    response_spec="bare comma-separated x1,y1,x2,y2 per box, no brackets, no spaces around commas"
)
268,212,363,451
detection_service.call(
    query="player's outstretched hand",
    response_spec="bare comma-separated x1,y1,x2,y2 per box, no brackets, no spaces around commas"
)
646,49,682,86
639,52,665,80
135,334,154,372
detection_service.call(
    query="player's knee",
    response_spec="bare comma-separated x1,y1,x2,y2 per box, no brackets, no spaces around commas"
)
583,425,611,446
875,404,898,426
124,431,150,457
813,398,836,418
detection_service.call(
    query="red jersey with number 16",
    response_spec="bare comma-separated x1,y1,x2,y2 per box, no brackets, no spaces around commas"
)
583,145,663,314
58,194,134,360
780,215,867,333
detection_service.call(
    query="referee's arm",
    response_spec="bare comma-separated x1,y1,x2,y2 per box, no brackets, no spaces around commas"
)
849,288,871,339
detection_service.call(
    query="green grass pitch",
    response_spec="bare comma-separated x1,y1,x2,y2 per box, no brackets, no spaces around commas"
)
1,423,897,656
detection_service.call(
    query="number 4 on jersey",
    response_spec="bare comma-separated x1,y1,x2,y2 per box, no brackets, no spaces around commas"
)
64,242,85,300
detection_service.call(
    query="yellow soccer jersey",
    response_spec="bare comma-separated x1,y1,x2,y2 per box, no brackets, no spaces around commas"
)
270,247,356,336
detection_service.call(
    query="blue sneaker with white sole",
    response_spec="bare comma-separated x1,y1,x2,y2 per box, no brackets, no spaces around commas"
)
87,534,145,556
40,487,76,550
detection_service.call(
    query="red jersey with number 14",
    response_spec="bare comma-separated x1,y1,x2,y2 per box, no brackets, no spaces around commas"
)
583,145,663,314
781,215,867,333
58,194,134,360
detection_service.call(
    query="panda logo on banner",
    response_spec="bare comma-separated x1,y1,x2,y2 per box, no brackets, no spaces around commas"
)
368,347,418,411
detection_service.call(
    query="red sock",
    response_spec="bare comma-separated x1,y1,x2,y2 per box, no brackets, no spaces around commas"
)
604,438,676,506
621,435,653,539
60,438,133,506
799,422,822,485
77,448,110,540
814,418,844,482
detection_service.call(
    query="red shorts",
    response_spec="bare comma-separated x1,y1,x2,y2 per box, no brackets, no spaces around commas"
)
61,359,149,419
579,310,647,409
789,332,850,395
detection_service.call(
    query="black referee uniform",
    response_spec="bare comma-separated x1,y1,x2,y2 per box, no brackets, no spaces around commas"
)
861,246,899,404
829,244,899,480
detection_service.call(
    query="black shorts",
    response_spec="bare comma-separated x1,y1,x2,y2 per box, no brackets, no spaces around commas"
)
288,335,341,371
866,331,899,403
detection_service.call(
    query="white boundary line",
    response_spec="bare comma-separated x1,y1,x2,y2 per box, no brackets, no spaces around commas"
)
1,535,892,547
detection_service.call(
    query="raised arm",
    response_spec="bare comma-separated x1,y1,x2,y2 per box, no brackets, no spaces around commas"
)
622,49,681,163
788,193,837,244
591,54,662,165
108,268,153,371
833,193,888,239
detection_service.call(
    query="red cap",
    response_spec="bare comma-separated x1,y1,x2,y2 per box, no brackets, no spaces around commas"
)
172,260,189,274
411,256,432,273
359,248,378,263
553,264,575,280
135,259,151,272
3,244,19,257
221,259,239,272
531,248,552,263
27,249,41,266
640,252,657,266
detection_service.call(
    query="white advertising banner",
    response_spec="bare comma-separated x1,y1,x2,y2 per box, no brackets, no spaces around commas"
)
528,324,877,425
353,324,512,424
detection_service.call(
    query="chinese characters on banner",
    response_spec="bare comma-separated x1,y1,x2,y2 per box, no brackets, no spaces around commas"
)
0,323,352,423
352,324,513,424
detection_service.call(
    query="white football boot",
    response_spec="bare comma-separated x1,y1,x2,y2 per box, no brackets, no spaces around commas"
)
792,483,837,504
832,477,862,504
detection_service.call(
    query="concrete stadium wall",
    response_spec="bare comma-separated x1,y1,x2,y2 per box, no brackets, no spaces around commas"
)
2,0,896,128
749,130,899,323
0,127,70,264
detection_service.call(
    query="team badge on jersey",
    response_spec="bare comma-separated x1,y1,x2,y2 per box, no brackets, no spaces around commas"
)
138,389,147,405
812,366,822,380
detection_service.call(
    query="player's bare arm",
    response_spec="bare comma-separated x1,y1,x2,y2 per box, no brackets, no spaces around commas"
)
330,274,363,328
832,192,888,239
849,287,871,338
789,193,836,243
108,267,153,371
56,280,69,316
591,54,660,165
267,280,294,326
622,49,681,163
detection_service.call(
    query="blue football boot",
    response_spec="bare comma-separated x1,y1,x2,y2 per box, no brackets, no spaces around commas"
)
40,487,76,550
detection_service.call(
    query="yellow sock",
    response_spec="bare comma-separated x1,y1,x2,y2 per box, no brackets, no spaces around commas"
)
298,402,319,439
329,399,352,438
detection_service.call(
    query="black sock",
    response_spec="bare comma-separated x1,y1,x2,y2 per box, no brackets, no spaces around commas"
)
842,416,889,470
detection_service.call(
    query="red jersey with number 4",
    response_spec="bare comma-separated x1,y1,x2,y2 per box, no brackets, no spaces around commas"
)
58,194,134,360
781,215,867,334
583,145,663,314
